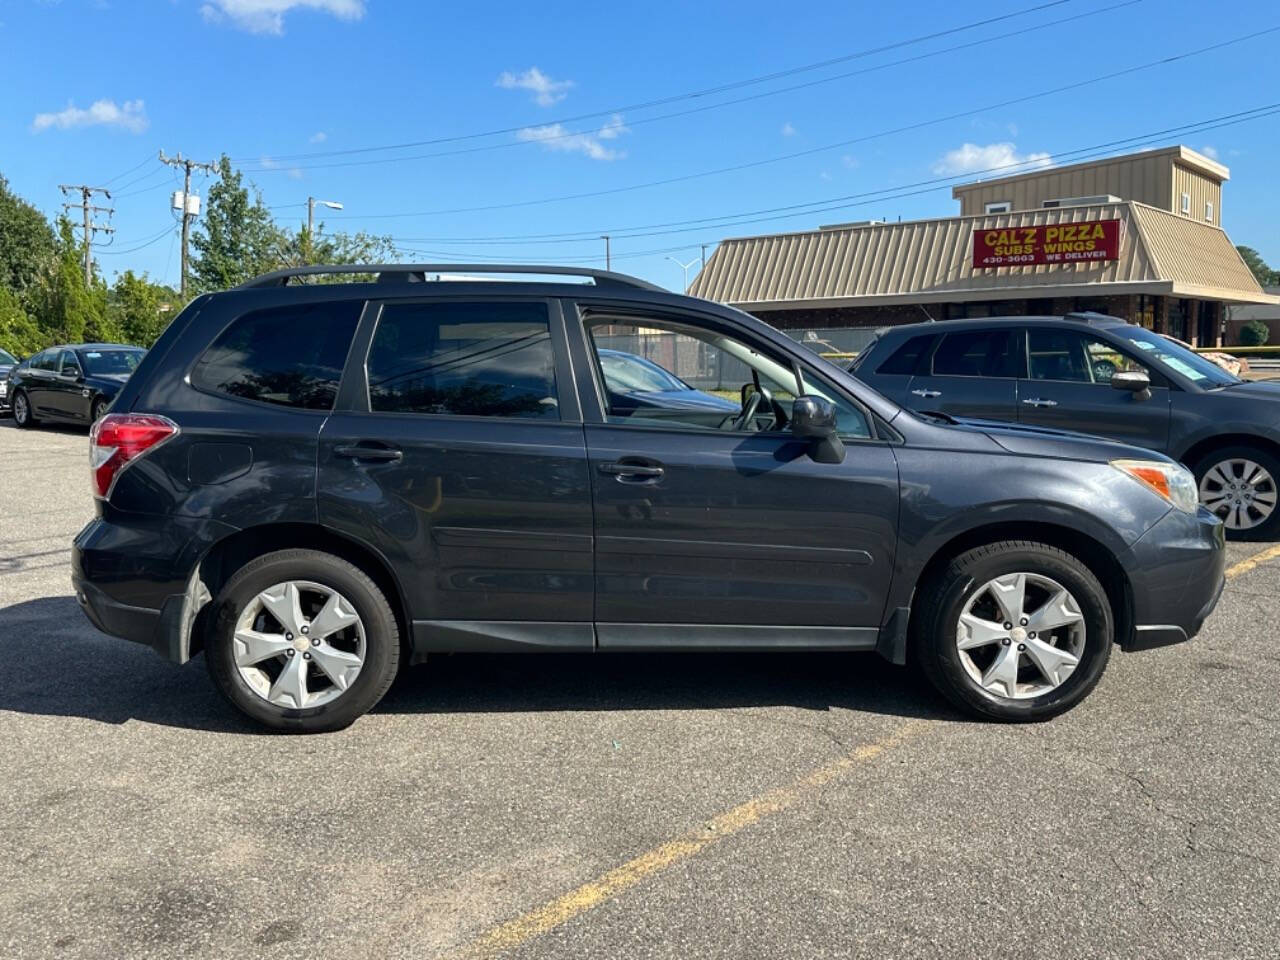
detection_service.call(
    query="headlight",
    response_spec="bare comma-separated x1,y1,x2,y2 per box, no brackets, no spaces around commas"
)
1112,459,1199,513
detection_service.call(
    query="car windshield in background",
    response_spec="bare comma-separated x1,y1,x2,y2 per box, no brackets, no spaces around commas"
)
600,352,689,393
1114,327,1241,387
0,349,16,364
81,349,144,376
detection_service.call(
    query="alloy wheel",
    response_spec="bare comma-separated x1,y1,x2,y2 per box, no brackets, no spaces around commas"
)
233,580,366,709
1199,458,1277,531
14,392,28,425
955,572,1086,700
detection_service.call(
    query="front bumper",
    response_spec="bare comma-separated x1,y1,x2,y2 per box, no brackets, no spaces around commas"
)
1121,505,1226,651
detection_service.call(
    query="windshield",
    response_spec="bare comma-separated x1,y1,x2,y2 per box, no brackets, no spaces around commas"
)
1114,327,1240,388
0,349,16,365
600,351,689,393
81,349,144,376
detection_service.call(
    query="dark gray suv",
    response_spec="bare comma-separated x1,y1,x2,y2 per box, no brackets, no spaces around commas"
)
72,266,1224,732
853,314,1280,540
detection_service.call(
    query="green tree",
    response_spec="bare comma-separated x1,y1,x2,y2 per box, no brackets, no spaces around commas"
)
30,219,107,345
0,174,57,301
1236,245,1279,287
108,271,177,346
0,287,43,357
278,224,399,273
189,155,283,293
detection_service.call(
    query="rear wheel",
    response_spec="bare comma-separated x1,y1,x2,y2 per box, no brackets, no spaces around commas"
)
91,397,109,423
206,549,400,732
1192,445,1280,541
915,541,1113,721
12,390,36,428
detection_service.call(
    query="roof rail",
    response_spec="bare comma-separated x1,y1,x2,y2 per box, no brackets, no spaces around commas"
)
234,263,665,293
1063,311,1128,325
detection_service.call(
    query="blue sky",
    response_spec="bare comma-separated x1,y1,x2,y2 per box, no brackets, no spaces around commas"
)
1,0,1278,292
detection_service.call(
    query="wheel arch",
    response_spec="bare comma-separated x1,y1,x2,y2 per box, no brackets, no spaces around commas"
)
1177,432,1280,471
907,521,1134,653
187,522,412,662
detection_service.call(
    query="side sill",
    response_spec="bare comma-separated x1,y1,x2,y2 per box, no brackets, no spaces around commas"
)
596,623,879,651
412,620,595,657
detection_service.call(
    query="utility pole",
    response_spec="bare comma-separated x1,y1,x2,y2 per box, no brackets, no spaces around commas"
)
58,184,114,286
701,243,709,268
601,235,611,270
159,150,216,298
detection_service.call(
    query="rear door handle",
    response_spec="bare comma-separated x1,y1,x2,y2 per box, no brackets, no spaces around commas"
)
1021,398,1058,408
334,443,403,463
599,460,664,481
911,389,942,398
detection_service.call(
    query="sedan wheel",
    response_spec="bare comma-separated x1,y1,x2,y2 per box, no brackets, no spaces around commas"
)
956,572,1086,699
233,579,367,710
13,391,33,428
1198,457,1277,532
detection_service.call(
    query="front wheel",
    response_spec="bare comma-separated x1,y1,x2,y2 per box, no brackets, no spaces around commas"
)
915,541,1113,722
206,549,401,732
12,390,37,428
1192,445,1280,541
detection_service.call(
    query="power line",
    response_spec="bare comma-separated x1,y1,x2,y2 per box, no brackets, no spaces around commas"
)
236,0,1085,166
306,23,1280,219
96,225,178,256
58,184,114,285
99,154,156,188
344,104,1280,247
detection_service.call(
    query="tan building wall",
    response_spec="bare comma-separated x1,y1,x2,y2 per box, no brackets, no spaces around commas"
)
953,146,1226,225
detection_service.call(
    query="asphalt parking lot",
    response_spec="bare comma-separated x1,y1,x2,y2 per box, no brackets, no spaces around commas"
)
1,418,1277,960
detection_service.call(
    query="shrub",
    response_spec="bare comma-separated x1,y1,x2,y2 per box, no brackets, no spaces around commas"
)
1239,318,1271,347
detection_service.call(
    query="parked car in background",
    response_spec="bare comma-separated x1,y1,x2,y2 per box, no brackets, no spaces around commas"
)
1162,334,1249,379
851,313,1280,539
9,343,145,428
0,347,18,413
597,347,739,415
72,265,1223,732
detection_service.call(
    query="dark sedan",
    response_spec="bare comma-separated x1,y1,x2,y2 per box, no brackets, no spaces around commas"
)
9,343,145,429
852,313,1280,539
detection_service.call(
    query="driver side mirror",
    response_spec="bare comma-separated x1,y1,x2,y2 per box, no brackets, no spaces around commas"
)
791,396,845,464
1111,370,1151,399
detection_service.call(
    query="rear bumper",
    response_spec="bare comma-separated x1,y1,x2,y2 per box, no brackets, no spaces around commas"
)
1120,506,1226,651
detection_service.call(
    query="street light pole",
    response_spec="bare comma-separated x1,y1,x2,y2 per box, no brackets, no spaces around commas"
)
665,255,701,292
307,197,344,238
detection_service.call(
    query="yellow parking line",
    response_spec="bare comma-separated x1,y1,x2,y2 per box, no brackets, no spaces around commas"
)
1225,543,1280,580
445,720,925,960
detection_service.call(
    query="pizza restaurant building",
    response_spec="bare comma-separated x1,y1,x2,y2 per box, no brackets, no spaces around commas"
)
689,146,1278,349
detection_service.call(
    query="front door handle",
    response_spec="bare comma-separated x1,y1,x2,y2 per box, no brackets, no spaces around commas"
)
335,443,403,463
599,460,664,482
911,389,942,398
1021,398,1058,408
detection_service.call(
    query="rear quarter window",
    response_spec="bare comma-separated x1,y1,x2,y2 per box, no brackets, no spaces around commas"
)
875,334,935,375
192,301,363,410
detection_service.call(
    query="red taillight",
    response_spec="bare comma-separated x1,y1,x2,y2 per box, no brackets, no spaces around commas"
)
89,413,178,499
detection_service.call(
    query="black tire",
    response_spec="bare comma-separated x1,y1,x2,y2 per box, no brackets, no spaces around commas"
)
1190,444,1280,542
91,397,109,424
914,540,1113,722
205,549,400,733
12,389,37,428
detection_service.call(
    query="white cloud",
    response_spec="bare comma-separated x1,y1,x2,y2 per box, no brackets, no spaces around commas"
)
516,114,629,161
259,155,304,179
496,66,572,107
309,131,327,143
200,0,365,35
31,98,148,134
781,121,796,137
1201,144,1219,160
841,154,859,169
932,141,1051,176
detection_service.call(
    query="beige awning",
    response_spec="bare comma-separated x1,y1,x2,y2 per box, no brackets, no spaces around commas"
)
689,201,1279,311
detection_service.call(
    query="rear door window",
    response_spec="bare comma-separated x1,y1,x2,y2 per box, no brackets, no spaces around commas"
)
932,329,1020,378
366,301,559,419
192,301,363,410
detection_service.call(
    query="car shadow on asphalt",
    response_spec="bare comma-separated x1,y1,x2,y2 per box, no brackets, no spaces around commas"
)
0,595,963,733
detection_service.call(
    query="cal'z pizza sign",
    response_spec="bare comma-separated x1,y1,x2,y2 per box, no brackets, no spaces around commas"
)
972,219,1122,268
